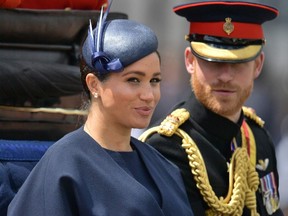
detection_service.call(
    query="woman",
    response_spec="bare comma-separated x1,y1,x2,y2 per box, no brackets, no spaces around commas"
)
7,4,194,216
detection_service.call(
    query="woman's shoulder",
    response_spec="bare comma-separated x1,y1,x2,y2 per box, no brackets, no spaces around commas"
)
43,127,88,158
51,126,87,146
131,137,179,169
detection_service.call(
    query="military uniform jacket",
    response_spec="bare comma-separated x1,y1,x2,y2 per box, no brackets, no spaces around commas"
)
145,93,283,216
7,127,193,216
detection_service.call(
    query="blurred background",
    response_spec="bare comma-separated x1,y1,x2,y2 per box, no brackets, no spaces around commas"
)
112,0,288,212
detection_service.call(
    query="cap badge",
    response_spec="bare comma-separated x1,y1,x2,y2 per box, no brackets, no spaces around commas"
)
223,17,234,35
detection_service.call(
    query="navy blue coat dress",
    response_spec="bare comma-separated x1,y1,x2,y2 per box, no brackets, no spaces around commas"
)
7,127,193,216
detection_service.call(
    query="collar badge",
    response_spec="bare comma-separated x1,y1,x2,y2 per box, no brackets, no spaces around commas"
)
256,158,269,171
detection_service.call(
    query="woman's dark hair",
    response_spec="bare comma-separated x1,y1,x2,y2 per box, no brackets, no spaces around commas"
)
79,54,111,100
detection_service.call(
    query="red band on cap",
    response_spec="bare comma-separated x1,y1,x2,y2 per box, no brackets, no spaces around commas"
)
189,21,264,39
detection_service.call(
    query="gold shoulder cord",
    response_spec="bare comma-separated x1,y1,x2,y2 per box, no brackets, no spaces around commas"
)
139,107,263,216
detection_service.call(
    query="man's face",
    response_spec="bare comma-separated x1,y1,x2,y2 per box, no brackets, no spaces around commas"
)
191,56,262,118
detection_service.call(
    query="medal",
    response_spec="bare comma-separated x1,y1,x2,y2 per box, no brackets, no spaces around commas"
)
260,172,280,215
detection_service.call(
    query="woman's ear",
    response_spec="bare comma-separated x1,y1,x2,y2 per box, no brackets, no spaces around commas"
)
185,47,195,75
85,73,99,95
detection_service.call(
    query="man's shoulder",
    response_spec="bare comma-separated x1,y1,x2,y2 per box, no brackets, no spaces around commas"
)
243,106,265,128
242,106,272,140
142,108,189,138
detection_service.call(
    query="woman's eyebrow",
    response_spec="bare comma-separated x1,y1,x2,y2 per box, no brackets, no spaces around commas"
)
121,71,145,77
122,71,161,77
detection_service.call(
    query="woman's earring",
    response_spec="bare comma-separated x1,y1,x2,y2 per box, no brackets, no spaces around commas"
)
93,92,99,98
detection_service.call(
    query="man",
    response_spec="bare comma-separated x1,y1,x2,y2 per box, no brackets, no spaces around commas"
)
140,1,283,215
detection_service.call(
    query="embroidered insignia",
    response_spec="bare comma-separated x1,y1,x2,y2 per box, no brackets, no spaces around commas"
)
260,172,280,215
243,106,265,127
158,108,190,136
223,17,234,35
256,158,269,171
226,162,230,172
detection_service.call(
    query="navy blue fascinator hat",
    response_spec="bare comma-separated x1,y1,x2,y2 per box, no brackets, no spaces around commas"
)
81,1,158,75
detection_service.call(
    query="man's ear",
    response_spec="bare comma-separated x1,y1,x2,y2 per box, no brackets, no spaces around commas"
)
185,47,195,75
254,52,265,79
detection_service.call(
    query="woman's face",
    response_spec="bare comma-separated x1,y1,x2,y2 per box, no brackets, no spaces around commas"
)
97,52,161,130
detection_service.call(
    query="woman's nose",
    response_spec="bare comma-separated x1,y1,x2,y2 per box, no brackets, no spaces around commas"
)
139,84,155,101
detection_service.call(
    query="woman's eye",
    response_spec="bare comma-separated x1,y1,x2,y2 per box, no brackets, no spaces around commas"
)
127,78,139,83
151,78,162,83
126,77,161,84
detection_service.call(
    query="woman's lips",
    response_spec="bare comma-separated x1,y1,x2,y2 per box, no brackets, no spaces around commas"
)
135,106,153,116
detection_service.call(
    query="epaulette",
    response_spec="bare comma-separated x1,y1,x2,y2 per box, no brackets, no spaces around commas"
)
158,108,190,136
242,106,265,128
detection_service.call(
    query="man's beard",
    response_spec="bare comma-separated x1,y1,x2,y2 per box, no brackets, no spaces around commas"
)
192,75,253,117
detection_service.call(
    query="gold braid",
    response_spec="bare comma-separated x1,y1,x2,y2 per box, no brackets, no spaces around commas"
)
139,108,260,216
